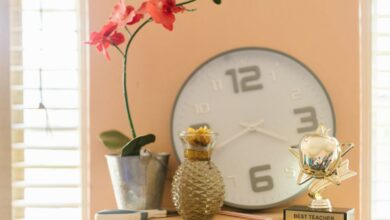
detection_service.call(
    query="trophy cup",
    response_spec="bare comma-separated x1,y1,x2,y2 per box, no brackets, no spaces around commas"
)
284,125,357,220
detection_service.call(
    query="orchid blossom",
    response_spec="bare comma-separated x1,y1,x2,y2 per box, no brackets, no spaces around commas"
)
86,22,125,60
139,0,185,31
110,0,143,27
87,0,221,156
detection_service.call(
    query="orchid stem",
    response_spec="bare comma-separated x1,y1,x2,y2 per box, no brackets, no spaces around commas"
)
122,0,197,139
125,26,132,36
113,44,125,56
177,0,197,6
123,18,152,138
185,8,196,12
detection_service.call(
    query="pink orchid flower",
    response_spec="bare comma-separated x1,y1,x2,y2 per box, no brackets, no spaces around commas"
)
140,0,185,31
110,0,144,27
86,22,125,60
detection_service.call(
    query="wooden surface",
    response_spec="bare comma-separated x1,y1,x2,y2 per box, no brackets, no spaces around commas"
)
161,217,259,220
153,205,285,220
157,214,283,220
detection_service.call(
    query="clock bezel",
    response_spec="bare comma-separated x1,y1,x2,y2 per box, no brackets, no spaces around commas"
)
170,47,336,210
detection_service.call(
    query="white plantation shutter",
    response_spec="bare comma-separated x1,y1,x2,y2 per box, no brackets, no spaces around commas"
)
0,0,12,219
8,0,85,219
372,0,390,219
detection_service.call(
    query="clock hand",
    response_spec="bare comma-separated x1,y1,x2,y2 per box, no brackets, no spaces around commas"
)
254,127,288,142
217,119,265,149
240,122,288,142
249,119,265,127
216,128,250,149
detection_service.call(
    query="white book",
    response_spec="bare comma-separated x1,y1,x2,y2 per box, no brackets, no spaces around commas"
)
95,210,147,220
95,209,168,220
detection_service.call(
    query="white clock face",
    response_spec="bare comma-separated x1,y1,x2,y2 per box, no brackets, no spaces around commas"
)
171,48,335,209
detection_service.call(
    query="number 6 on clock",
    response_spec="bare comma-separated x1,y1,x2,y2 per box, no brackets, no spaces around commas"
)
249,164,274,193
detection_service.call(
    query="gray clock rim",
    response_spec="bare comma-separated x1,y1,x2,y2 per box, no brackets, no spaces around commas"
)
170,47,337,210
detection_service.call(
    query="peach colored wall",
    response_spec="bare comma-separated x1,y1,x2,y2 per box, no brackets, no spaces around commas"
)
88,0,361,219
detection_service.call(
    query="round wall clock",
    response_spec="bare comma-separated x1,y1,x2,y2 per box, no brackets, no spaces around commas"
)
171,48,335,209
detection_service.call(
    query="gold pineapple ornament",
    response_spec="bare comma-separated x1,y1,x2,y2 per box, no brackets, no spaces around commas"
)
171,127,225,220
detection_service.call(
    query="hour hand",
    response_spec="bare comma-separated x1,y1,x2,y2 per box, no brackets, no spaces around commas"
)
216,128,249,149
240,122,288,142
216,119,265,149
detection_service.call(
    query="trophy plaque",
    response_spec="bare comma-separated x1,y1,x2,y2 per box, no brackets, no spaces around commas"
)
284,206,354,220
284,125,357,220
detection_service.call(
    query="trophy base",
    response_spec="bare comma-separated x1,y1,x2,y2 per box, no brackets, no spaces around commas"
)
309,198,332,209
284,206,355,220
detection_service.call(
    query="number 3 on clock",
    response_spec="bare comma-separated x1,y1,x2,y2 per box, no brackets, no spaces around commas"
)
226,65,263,93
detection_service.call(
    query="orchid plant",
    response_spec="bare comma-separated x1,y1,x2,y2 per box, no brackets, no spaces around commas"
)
87,0,222,156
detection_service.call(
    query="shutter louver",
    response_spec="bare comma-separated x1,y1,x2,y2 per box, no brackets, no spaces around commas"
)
9,0,83,219
372,0,390,219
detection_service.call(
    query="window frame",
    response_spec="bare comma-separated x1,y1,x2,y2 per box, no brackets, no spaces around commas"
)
78,0,89,219
0,0,89,219
358,0,372,219
0,0,12,219
360,0,372,219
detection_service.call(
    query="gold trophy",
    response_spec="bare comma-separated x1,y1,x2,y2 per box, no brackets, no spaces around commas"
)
284,125,356,220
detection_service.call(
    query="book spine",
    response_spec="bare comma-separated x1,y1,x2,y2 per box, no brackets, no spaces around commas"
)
95,212,146,220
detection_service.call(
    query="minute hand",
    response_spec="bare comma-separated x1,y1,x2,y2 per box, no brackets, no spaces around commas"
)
217,119,265,149
255,127,288,142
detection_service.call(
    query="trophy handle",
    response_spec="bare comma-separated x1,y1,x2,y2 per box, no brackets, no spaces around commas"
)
341,143,354,157
325,174,341,185
289,145,300,159
297,171,313,185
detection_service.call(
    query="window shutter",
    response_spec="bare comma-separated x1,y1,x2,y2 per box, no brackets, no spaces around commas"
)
9,0,84,219
0,0,12,219
372,0,390,219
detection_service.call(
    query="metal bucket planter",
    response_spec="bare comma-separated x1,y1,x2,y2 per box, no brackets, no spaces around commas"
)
106,153,170,210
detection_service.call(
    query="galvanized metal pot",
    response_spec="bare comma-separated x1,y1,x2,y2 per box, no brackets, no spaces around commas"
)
106,153,170,210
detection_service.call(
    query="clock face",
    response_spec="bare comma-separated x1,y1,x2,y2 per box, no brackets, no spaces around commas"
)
171,48,335,209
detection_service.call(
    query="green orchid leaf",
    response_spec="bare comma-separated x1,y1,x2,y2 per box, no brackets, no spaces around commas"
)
213,0,222,4
99,130,131,151
121,134,156,157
